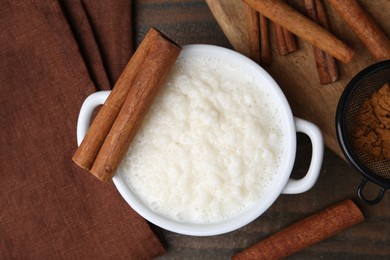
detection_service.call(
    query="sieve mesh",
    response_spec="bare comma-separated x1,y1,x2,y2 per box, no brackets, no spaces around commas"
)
339,62,390,184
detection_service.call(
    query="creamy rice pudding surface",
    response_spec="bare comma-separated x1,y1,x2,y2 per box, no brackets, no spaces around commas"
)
118,55,284,223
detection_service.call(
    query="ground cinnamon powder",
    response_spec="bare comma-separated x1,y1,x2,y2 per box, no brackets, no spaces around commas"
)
354,83,390,159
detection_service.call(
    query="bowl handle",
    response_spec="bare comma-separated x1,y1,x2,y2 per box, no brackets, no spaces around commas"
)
282,117,324,194
76,91,111,146
357,178,386,205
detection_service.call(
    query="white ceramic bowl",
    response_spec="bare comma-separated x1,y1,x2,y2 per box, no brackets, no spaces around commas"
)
77,45,324,236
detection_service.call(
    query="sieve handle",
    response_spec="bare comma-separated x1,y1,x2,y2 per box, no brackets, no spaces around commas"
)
282,117,324,194
357,178,386,205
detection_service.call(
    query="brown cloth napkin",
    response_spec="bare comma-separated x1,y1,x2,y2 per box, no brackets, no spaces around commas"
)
0,1,165,259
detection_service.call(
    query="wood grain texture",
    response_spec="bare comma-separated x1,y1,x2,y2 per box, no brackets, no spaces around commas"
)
205,0,250,57
132,1,390,259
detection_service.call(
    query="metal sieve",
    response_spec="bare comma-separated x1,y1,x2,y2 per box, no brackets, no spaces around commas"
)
336,60,390,205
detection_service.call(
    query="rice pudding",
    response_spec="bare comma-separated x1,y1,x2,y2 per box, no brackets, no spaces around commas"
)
117,54,284,224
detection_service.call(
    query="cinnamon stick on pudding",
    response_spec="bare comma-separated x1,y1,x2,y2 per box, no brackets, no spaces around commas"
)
73,28,181,182
73,28,164,171
91,32,181,182
242,0,354,63
328,0,390,61
233,199,364,260
305,0,338,84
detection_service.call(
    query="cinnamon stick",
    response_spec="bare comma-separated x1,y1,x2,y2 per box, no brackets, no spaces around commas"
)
245,3,261,63
328,0,390,61
273,22,289,56
259,14,271,65
283,27,298,53
233,199,364,260
90,31,181,182
273,22,298,56
242,0,354,63
73,28,181,182
272,0,298,56
305,0,338,84
72,28,164,171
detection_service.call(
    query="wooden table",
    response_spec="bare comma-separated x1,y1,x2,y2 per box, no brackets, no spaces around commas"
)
134,1,389,259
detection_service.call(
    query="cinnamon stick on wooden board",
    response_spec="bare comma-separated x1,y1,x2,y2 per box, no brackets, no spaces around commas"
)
73,28,181,182
273,22,289,55
242,0,354,63
259,14,271,65
305,0,338,84
328,0,390,61
205,0,251,58
72,28,165,171
271,0,298,56
283,27,298,53
272,22,298,55
244,3,261,63
233,199,364,260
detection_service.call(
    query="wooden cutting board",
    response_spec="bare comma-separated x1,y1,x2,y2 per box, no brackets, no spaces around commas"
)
206,0,390,159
